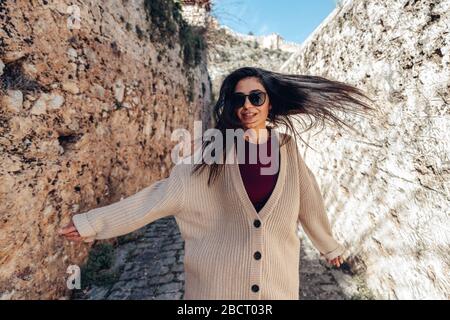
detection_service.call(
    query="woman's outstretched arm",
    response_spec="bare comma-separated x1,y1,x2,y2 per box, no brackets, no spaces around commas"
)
297,153,346,264
59,164,185,243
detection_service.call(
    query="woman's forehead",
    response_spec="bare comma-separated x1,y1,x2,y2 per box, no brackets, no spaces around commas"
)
234,77,264,93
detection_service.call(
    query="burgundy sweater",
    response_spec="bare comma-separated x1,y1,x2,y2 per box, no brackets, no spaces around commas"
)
238,132,280,213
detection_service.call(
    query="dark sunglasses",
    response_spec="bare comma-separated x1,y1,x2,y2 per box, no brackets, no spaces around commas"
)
230,90,267,109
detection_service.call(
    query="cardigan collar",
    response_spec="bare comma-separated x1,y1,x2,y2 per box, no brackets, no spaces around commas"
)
229,128,288,222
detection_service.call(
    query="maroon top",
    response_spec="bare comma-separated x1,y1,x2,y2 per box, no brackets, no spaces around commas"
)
237,131,280,213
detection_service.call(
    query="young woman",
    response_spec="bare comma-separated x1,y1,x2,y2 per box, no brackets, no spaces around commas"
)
59,67,374,299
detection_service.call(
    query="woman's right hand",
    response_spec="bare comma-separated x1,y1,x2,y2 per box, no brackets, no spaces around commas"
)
58,220,83,242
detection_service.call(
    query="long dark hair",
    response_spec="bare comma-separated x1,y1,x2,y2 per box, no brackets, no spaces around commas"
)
192,66,375,186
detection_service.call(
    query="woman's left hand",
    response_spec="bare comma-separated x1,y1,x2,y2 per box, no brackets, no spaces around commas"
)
326,255,344,267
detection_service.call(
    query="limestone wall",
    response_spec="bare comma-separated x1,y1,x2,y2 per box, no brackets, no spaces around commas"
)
282,0,449,299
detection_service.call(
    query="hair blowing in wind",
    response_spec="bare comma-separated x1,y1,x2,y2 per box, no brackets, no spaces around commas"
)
192,66,376,186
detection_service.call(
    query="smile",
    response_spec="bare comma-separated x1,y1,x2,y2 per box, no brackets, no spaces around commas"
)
242,114,257,122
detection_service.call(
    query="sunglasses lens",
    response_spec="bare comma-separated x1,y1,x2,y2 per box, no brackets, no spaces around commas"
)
230,91,266,109
231,94,245,109
249,92,265,106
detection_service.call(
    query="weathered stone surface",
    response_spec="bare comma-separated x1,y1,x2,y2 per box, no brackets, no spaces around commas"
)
62,81,79,94
31,93,65,115
113,79,125,103
2,90,23,113
282,0,450,299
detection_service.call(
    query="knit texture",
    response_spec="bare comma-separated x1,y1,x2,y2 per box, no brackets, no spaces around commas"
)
72,128,346,300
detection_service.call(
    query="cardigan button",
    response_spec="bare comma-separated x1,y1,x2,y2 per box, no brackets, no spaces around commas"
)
254,251,262,260
251,284,259,292
253,219,261,228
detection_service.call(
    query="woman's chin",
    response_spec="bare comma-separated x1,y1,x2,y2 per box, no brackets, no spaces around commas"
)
242,122,264,131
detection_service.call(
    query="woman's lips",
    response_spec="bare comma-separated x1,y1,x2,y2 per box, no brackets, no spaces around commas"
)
242,112,257,121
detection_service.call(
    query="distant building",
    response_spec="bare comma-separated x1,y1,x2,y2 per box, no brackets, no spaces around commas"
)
179,0,211,27
180,0,211,11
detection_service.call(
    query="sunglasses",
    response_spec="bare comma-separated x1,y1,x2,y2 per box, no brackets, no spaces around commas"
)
230,90,267,109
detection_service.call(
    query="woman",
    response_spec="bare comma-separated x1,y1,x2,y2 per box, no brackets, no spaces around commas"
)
59,67,374,299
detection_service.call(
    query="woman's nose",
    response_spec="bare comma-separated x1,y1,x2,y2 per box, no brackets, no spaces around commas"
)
243,97,253,109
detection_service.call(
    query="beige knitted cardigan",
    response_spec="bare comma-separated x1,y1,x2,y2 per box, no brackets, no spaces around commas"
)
72,129,346,300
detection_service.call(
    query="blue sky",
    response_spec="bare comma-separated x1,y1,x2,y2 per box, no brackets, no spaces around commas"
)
212,0,338,44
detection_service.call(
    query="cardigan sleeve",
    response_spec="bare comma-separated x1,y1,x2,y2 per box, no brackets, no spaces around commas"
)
297,155,346,260
72,164,185,243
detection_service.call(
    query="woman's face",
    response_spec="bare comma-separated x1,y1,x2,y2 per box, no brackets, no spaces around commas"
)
233,77,271,131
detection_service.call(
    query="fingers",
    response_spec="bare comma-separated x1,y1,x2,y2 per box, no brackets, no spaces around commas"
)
62,233,82,241
333,256,345,267
58,223,76,235
64,232,83,241
58,221,83,242
330,258,337,267
66,236,83,242
65,231,81,237
326,256,345,268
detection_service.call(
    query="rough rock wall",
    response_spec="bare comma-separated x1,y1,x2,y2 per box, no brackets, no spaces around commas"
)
0,0,210,299
282,0,449,299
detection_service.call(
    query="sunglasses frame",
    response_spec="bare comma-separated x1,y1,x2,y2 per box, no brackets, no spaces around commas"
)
230,90,267,109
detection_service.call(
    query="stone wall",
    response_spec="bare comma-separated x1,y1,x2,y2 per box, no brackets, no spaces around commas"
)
281,0,449,299
0,0,210,299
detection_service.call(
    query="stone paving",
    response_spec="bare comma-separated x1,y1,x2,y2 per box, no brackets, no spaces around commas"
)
74,217,349,300
298,232,348,300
